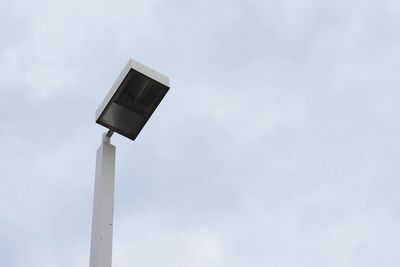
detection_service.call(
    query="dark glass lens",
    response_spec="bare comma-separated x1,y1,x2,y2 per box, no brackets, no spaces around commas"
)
115,70,167,117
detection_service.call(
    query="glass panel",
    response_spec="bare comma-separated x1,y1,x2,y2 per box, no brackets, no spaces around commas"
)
115,70,168,118
99,102,146,140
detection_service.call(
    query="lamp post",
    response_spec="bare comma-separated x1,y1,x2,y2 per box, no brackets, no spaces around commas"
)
90,59,170,267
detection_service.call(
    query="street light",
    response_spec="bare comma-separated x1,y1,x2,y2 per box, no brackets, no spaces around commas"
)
96,58,170,141
90,58,170,267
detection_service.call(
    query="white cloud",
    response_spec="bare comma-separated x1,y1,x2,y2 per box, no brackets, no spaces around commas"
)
1,0,400,266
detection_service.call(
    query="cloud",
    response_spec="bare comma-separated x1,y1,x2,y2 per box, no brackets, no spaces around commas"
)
1,0,400,266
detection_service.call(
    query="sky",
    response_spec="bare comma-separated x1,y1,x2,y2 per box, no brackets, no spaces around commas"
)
1,0,400,266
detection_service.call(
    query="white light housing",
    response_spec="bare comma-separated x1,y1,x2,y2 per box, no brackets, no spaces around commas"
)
96,59,170,141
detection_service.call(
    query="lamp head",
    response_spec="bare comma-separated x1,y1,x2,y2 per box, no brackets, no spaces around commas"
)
96,59,170,141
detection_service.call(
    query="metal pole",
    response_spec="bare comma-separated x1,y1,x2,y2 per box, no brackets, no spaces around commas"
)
90,132,116,267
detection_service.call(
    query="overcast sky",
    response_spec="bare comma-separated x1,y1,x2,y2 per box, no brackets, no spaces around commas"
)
1,0,400,266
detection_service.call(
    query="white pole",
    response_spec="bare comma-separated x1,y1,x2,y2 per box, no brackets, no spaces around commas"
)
90,133,116,267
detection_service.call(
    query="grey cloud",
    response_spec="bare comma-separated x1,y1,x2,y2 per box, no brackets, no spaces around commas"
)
1,0,400,266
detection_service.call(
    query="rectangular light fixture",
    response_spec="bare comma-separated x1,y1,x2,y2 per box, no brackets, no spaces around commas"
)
96,59,170,141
